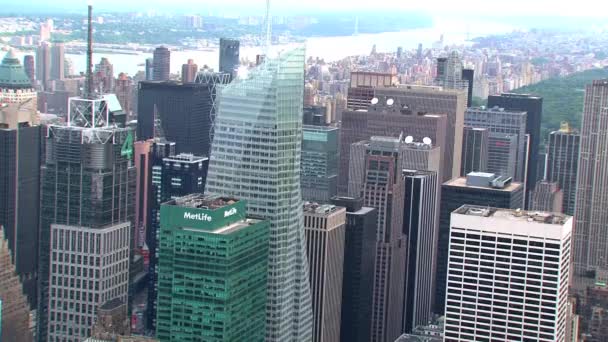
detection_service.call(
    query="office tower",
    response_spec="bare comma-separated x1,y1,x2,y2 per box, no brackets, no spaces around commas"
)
36,41,51,89
303,203,346,342
95,57,114,92
488,93,543,197
465,106,527,182
204,47,314,342
487,132,518,178
444,206,572,342
134,141,153,250
0,228,34,342
461,126,488,176
302,125,339,202
161,153,208,199
462,68,474,107
530,180,563,213
435,172,524,314
115,73,134,118
152,46,170,81
192,71,232,142
348,136,408,342
0,51,38,104
50,42,64,81
156,195,269,342
181,59,197,83
547,122,580,216
145,58,153,81
402,170,439,333
331,197,377,342
23,55,35,83
574,79,608,276
138,81,218,156
346,71,396,110
219,38,240,77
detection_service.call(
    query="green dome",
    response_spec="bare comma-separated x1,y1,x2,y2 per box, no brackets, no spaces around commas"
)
0,50,32,89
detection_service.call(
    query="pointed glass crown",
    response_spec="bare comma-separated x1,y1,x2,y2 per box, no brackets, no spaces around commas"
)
0,50,32,89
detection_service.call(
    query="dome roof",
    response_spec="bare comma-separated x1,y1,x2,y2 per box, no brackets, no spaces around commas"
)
0,50,32,89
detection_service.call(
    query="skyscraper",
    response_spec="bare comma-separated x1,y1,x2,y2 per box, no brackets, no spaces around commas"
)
181,58,197,83
435,52,470,106
465,106,527,182
203,47,314,342
444,206,572,342
462,68,474,107
302,125,339,202
137,81,217,156
145,58,153,81
0,50,41,307
115,73,134,118
36,41,51,90
50,42,65,81
461,126,488,176
95,57,114,92
435,172,524,314
530,180,563,213
402,170,439,333
23,55,35,83
346,71,396,110
330,197,377,342
156,195,269,342
349,136,408,342
487,132,518,178
303,203,346,342
573,79,608,276
546,122,580,216
219,38,240,78
488,93,543,198
152,46,170,81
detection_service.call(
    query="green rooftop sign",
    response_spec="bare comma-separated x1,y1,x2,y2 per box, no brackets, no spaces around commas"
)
161,200,247,231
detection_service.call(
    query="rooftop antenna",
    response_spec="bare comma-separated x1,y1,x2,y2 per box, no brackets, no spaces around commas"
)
264,0,272,53
85,3,95,99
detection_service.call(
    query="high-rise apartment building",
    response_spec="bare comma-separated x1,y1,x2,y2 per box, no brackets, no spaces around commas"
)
0,228,34,342
444,206,572,342
138,81,218,156
402,170,439,333
304,203,346,342
461,126,488,176
465,106,527,182
219,38,239,78
23,55,35,83
330,197,377,342
181,59,197,83
36,41,51,90
302,125,339,202
203,47,314,342
488,93,543,198
547,122,580,216
350,136,408,342
95,57,114,92
435,172,524,314
339,90,450,194
530,180,563,213
115,73,134,118
156,195,269,342
152,46,170,81
50,42,65,81
573,79,608,275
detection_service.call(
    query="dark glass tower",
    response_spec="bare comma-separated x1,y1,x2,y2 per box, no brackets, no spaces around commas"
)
461,126,488,176
219,38,240,78
331,197,377,342
301,125,339,202
152,46,170,81
546,123,580,216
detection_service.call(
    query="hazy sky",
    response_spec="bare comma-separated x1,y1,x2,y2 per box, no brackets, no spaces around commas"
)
7,0,608,17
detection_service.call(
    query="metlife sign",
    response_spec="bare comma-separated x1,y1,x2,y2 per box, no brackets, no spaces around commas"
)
161,199,247,231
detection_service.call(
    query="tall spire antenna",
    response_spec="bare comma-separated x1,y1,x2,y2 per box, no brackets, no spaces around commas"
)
85,4,94,98
264,0,271,53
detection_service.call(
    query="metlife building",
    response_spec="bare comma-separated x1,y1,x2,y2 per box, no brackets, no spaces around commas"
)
156,194,269,342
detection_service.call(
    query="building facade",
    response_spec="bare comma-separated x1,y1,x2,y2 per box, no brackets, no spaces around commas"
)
330,197,377,342
156,195,269,342
50,42,65,81
36,42,51,90
152,47,170,81
444,206,572,341
546,123,580,216
435,172,524,314
204,47,314,342
302,125,339,202
487,132,518,179
304,203,346,342
219,38,240,78
530,181,563,213
181,59,197,83
461,126,488,176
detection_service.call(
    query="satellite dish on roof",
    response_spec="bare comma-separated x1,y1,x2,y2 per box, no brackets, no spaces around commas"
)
371,97,379,105
423,137,432,145
404,136,414,144
387,98,394,106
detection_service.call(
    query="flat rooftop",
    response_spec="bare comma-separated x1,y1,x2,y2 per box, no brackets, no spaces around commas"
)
172,194,238,210
454,205,570,226
444,177,523,192
303,202,344,216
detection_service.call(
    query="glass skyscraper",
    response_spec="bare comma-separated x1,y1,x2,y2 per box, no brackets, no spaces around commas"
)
205,47,313,341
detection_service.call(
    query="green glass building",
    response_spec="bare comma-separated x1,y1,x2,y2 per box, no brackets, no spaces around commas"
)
156,194,269,342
